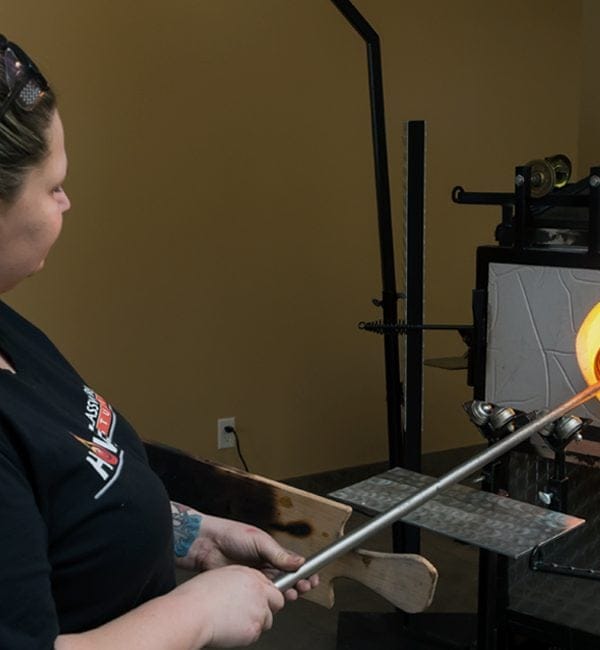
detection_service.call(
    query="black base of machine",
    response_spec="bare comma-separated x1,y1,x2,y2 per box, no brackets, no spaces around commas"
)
506,448,600,639
336,612,477,650
336,610,600,649
506,610,600,650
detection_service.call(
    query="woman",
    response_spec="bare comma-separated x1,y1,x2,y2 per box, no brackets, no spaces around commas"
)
0,35,316,649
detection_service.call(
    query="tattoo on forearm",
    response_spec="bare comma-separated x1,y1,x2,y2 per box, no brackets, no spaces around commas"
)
171,502,202,558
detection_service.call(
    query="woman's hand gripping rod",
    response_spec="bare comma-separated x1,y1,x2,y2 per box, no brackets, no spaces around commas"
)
274,380,600,592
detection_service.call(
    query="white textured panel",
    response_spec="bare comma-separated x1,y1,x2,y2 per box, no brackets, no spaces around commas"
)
486,263,600,423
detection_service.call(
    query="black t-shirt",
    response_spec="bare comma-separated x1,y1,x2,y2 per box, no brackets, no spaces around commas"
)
0,301,176,648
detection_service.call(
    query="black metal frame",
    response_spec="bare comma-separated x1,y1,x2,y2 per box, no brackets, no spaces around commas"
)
329,1,429,559
329,0,404,479
326,2,600,645
474,222,600,649
404,120,426,478
454,165,600,254
329,4,472,649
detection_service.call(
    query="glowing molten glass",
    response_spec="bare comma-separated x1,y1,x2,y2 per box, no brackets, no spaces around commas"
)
576,303,600,394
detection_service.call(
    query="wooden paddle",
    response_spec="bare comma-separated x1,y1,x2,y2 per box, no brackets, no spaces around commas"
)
145,441,437,613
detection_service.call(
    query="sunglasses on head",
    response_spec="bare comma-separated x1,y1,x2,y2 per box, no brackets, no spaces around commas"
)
0,35,48,122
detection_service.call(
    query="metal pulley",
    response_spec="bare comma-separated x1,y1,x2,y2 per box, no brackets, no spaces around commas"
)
524,154,572,197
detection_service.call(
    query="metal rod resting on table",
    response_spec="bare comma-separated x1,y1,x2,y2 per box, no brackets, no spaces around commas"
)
274,380,600,592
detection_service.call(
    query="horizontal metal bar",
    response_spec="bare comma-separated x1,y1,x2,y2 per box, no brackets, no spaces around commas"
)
359,321,471,333
452,186,590,208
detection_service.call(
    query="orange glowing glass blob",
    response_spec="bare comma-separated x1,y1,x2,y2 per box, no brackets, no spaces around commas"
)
576,303,600,396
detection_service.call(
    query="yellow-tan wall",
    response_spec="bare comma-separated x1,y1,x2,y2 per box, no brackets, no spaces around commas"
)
0,1,584,478
579,0,600,172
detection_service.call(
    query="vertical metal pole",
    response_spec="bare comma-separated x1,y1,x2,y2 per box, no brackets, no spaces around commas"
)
514,165,531,249
402,120,426,554
330,1,405,479
588,166,600,256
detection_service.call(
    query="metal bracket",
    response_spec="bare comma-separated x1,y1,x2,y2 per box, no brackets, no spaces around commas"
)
530,542,600,582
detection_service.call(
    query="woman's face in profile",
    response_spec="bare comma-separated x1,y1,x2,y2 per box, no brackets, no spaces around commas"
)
0,110,70,293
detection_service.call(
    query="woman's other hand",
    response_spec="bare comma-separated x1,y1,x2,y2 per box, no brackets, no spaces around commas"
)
172,505,319,601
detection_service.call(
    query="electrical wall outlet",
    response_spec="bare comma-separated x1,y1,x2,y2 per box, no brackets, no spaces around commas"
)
217,417,236,449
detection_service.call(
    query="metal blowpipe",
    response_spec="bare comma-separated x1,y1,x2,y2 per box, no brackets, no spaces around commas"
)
274,380,600,592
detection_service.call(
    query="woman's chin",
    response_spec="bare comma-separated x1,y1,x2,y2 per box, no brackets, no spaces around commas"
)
24,260,45,280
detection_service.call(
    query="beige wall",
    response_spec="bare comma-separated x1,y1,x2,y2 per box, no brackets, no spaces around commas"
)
0,1,583,478
579,0,600,172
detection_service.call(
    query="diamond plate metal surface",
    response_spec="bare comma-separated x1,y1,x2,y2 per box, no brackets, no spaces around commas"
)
330,466,584,559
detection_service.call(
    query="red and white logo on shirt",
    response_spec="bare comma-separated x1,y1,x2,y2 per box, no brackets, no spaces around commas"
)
71,385,124,499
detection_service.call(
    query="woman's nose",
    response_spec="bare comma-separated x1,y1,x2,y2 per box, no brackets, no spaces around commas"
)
61,191,71,213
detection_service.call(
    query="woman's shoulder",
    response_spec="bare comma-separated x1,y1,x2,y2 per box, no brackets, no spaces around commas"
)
0,299,50,340
0,299,84,381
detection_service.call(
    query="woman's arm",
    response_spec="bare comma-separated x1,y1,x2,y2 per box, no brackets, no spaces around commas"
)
171,501,203,563
56,503,318,649
55,564,284,650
